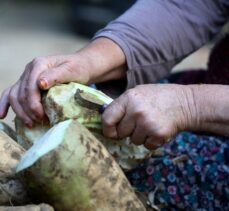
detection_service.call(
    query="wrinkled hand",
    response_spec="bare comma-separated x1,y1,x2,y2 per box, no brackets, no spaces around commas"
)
102,84,197,150
0,54,91,127
0,38,126,127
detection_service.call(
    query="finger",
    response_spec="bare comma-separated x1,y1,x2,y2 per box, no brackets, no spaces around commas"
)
116,113,135,139
18,63,39,121
131,118,163,146
130,124,147,145
23,63,46,121
144,137,165,150
102,95,127,139
0,88,10,118
8,84,34,127
38,64,78,90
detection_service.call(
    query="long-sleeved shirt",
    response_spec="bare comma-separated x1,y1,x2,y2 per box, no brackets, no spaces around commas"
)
94,0,229,97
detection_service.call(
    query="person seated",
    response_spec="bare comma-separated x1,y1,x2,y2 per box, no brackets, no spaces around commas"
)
0,1,228,209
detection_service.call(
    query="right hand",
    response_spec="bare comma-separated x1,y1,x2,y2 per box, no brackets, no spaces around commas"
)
102,84,196,150
0,54,91,127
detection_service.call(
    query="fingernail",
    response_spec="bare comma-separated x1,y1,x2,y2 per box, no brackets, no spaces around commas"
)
39,78,48,89
35,114,43,121
25,122,33,128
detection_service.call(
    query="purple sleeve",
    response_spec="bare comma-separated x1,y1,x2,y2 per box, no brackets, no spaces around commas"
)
93,0,229,95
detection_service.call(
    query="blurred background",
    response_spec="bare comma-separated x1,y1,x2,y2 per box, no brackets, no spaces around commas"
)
0,0,228,128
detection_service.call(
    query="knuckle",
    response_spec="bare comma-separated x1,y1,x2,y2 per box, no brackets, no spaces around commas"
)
8,92,16,103
32,57,47,66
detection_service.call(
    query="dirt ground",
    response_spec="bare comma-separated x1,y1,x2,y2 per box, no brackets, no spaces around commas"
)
0,2,211,129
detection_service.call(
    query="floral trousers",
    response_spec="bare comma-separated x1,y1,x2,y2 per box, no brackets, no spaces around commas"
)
125,35,229,210
126,132,229,210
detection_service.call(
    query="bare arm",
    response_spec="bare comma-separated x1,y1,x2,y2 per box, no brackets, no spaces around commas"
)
0,38,126,126
77,38,126,84
190,84,229,136
101,84,229,149
95,0,229,89
1,0,229,127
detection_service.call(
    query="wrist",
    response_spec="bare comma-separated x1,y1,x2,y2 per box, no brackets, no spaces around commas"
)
175,85,200,132
186,85,229,135
75,38,127,84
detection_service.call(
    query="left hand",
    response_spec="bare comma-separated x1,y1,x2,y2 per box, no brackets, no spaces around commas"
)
0,38,126,127
102,84,197,150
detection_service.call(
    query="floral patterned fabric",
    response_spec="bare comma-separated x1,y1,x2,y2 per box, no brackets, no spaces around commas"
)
125,36,229,210
125,132,229,210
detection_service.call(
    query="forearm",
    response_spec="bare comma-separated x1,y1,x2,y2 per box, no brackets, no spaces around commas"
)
94,0,229,88
188,85,229,136
76,38,127,84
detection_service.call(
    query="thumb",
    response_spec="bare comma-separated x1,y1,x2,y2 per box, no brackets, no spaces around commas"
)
102,95,127,139
38,64,84,90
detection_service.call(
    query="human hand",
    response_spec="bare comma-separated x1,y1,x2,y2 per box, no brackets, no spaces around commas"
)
102,84,197,150
0,38,126,127
0,54,91,127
